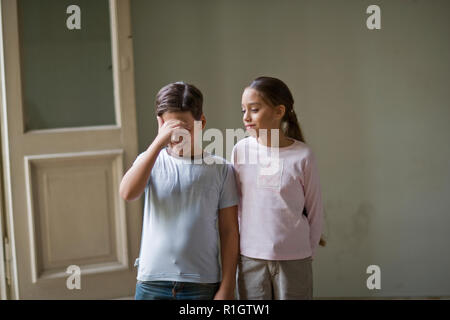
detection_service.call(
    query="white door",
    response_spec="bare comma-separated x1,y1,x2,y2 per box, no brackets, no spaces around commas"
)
0,0,142,299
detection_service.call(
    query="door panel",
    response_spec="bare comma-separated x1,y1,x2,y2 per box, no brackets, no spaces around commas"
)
0,0,141,299
25,150,127,283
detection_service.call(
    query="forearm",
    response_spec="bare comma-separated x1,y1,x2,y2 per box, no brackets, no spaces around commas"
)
303,150,324,257
308,203,324,258
219,228,239,290
119,138,164,201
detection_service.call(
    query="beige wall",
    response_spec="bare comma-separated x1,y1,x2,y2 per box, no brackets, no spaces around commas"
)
130,0,450,298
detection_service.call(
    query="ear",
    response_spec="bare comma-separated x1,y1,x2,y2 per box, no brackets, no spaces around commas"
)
275,105,286,120
200,114,206,130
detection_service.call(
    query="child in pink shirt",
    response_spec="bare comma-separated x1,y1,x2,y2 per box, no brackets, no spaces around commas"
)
232,76,325,300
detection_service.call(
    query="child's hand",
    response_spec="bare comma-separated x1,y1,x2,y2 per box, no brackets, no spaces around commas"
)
155,116,191,148
213,287,235,300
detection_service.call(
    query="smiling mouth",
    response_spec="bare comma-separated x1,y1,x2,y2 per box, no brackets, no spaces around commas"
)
245,124,255,129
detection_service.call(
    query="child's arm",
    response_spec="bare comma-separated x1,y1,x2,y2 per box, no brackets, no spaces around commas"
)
303,150,324,259
119,117,190,201
215,205,239,300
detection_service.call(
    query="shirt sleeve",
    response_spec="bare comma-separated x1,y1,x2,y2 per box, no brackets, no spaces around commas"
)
302,149,324,259
132,152,145,166
230,146,242,198
218,163,239,210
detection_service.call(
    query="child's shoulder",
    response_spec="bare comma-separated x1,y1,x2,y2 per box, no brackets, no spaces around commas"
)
297,140,316,155
233,136,251,149
203,153,232,167
279,140,317,166
292,139,310,152
289,140,320,169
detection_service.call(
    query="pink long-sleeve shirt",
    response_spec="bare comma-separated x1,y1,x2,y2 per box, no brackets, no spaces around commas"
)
231,136,324,260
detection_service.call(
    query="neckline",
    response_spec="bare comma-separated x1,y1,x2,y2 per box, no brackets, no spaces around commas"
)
164,147,207,162
249,136,298,150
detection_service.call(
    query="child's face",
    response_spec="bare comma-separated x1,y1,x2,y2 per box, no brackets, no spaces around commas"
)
161,111,205,155
241,88,283,137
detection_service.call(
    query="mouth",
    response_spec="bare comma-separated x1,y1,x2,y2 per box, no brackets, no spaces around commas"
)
245,124,256,130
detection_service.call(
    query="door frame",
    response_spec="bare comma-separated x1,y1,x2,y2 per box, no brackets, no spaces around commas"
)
0,0,139,299
0,163,8,300
0,145,11,300
0,0,14,299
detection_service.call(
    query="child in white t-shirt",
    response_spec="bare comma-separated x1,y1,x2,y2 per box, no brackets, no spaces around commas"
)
120,82,239,300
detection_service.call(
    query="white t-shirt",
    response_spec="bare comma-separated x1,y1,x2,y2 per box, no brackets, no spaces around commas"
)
133,148,238,283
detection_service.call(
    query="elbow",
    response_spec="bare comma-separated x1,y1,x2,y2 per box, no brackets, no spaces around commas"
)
119,183,138,202
121,191,139,202
119,188,130,201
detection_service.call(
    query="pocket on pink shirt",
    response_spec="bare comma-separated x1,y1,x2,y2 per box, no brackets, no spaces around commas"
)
256,159,284,191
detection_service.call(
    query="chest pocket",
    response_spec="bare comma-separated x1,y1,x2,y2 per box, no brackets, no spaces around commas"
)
257,158,284,191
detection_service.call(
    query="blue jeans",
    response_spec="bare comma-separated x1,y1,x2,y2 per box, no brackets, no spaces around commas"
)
135,280,220,300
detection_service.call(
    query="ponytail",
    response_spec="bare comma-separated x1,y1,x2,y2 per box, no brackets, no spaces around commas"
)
283,108,305,143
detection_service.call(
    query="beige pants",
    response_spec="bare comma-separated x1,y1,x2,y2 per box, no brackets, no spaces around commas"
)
237,254,313,300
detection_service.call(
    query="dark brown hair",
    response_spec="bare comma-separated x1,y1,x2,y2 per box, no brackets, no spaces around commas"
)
249,76,326,247
155,81,203,120
249,76,305,142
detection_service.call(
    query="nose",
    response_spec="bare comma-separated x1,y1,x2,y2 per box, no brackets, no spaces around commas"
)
243,110,250,122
